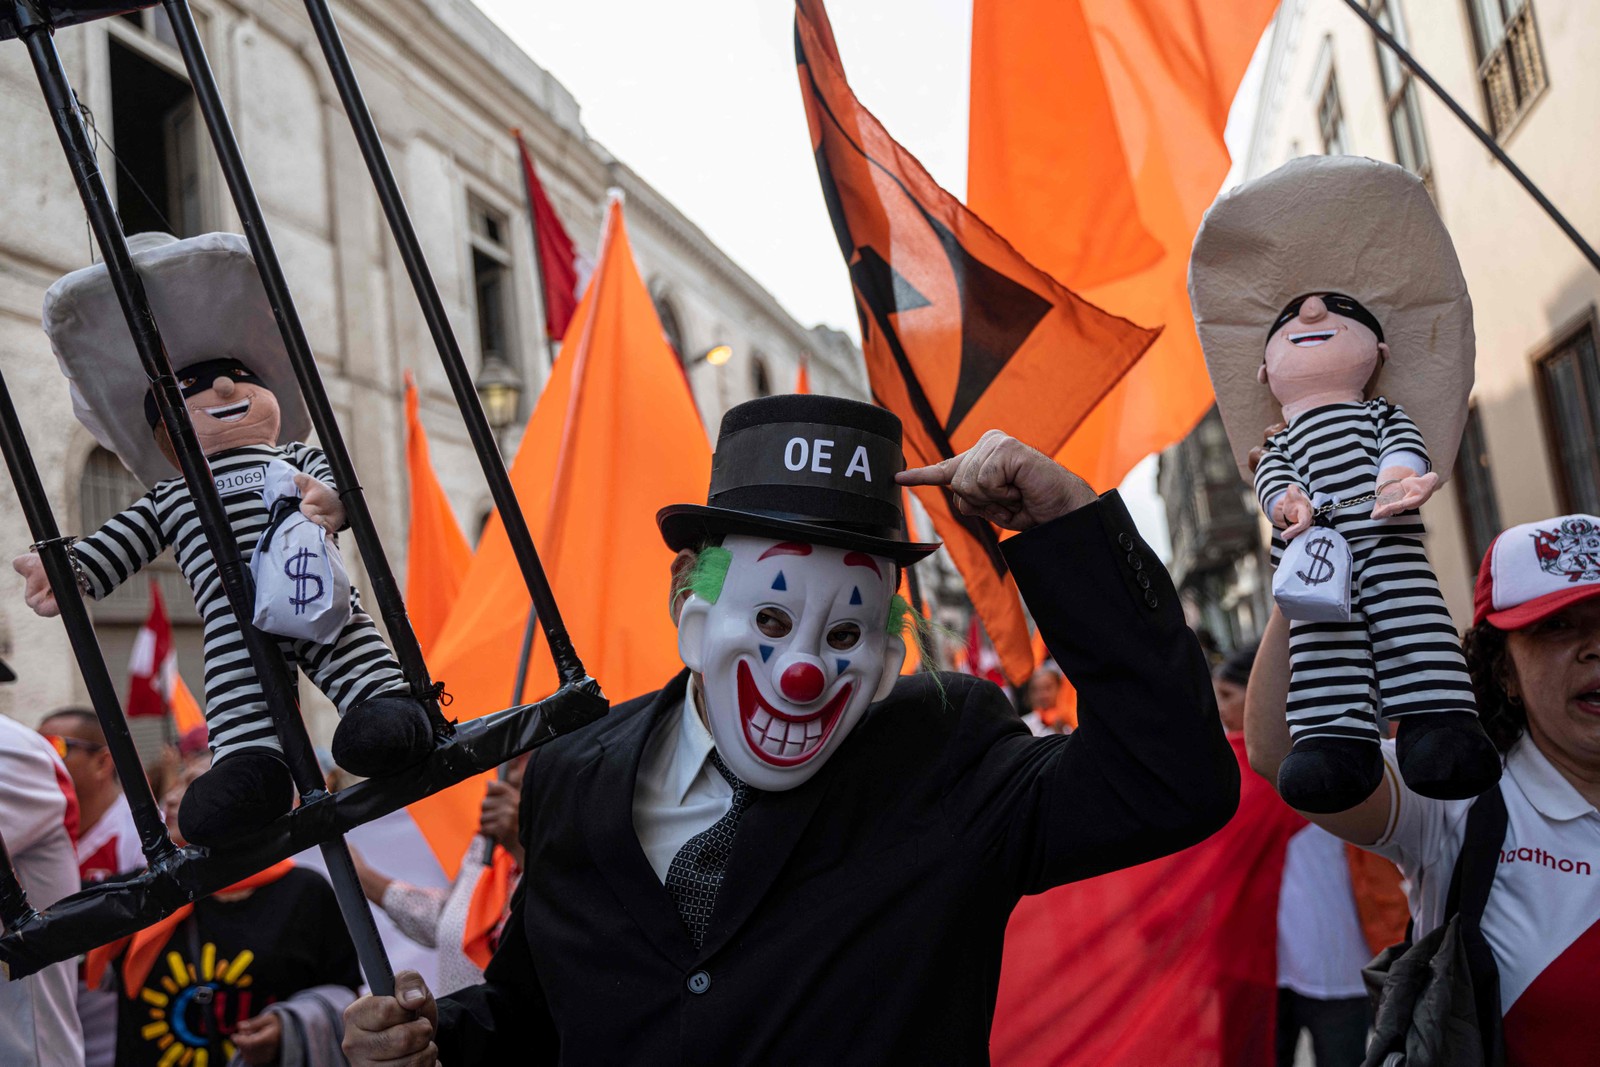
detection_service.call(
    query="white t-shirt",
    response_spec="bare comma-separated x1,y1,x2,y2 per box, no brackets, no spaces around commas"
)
1371,736,1600,1063
74,792,144,883
1276,823,1370,998
0,716,87,1067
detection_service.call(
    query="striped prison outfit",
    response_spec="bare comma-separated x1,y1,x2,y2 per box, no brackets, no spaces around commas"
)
71,443,406,762
1255,399,1475,750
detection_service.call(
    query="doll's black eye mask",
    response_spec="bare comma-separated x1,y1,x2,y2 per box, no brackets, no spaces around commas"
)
144,359,265,428
1267,293,1385,346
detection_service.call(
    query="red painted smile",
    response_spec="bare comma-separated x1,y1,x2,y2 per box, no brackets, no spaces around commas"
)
736,659,853,767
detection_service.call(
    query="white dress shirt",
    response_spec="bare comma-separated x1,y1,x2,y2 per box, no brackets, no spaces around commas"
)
632,683,734,883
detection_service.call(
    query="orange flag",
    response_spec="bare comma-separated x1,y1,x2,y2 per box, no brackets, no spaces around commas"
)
170,673,205,736
403,370,473,655
415,196,712,875
969,0,1277,491
796,0,1159,685
794,359,811,395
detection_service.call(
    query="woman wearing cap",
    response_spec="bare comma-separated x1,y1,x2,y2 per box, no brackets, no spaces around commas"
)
1245,513,1600,1065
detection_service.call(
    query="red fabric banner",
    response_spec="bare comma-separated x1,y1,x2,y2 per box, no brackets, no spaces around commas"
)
516,129,581,342
993,735,1304,1066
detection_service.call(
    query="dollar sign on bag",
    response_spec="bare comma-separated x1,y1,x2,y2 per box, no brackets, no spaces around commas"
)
286,547,324,615
1297,535,1337,587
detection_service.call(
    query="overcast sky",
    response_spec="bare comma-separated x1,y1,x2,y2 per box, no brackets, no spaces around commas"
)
473,0,972,335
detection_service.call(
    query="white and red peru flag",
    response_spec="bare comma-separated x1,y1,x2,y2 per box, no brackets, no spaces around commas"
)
126,578,175,718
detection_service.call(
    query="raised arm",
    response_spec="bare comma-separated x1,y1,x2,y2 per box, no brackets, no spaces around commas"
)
900,433,1239,892
14,491,167,616
1244,605,1394,844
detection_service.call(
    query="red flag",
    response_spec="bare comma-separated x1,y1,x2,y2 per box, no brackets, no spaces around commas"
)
126,579,173,718
795,0,1158,685
515,129,581,342
993,735,1303,1065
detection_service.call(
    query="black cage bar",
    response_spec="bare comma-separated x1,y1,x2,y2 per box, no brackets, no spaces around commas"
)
0,0,608,988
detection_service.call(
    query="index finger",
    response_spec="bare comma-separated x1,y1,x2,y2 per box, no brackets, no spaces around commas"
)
895,454,961,487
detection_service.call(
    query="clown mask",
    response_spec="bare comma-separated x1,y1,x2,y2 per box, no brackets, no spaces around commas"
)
677,534,906,791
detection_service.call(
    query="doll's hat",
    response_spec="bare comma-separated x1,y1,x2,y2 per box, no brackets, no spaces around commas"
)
1188,155,1474,482
657,395,940,565
43,232,311,488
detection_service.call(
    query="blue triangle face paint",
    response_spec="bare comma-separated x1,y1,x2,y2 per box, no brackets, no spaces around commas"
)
760,645,773,663
849,586,862,606
836,658,849,674
772,572,787,591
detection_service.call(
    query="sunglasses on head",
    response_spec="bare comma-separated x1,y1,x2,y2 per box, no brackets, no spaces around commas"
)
43,734,106,759
1267,293,1386,345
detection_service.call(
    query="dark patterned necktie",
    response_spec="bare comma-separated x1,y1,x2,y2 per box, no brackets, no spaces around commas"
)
664,750,753,949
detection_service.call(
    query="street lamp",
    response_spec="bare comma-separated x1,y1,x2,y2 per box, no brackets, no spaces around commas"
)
696,344,733,367
475,356,522,431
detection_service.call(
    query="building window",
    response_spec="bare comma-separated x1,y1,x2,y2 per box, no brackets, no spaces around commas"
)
468,198,518,372
750,355,772,398
1535,316,1600,514
1453,403,1502,573
1317,70,1348,156
654,294,686,362
1370,1,1431,184
107,12,209,236
1466,0,1547,138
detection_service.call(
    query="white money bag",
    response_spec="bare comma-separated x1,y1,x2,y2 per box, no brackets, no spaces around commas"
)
1273,525,1353,622
250,459,351,643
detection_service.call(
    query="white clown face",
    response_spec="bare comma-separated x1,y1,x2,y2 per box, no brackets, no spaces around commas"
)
677,534,906,791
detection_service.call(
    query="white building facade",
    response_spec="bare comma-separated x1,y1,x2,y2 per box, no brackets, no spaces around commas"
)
1239,0,1599,625
0,0,863,739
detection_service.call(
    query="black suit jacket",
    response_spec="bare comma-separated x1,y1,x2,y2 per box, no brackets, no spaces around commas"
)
437,492,1239,1064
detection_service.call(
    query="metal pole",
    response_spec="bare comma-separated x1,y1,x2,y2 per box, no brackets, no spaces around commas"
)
0,365,176,866
14,0,393,991
159,0,442,729
300,0,588,687
1338,0,1600,276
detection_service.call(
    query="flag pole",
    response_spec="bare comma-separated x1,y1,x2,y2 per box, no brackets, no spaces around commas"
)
1337,0,1600,275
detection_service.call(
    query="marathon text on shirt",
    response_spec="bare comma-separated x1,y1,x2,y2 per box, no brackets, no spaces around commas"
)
214,463,268,496
1499,846,1593,875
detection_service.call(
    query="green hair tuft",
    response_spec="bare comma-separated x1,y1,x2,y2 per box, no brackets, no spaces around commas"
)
679,545,733,605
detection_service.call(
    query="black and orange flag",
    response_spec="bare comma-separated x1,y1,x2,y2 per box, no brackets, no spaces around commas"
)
794,0,1159,684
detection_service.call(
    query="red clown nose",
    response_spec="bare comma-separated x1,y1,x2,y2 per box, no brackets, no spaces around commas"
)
779,661,826,703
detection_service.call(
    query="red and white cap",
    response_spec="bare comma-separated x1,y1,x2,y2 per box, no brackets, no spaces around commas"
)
1474,514,1600,629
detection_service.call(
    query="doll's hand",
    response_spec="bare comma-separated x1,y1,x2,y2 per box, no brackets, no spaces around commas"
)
12,552,60,618
1247,421,1287,475
1273,486,1314,541
295,473,346,533
1371,470,1439,519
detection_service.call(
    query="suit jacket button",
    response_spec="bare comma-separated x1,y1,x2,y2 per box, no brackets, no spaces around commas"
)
687,970,712,995
1143,590,1159,609
1136,573,1151,590
1117,532,1135,551
1126,552,1143,570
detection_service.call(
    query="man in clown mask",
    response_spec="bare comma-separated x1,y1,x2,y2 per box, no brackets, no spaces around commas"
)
344,395,1240,1065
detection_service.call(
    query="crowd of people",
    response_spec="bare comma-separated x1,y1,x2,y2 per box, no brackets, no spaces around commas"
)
1,408,1595,1066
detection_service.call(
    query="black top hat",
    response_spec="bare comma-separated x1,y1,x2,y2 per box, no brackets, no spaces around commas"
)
657,395,940,565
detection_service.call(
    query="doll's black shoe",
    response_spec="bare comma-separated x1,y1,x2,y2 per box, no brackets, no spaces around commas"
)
1395,711,1502,800
1277,736,1385,813
179,748,295,847
330,691,435,778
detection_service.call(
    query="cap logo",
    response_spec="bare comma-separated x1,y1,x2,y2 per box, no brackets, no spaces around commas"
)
1533,518,1600,584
